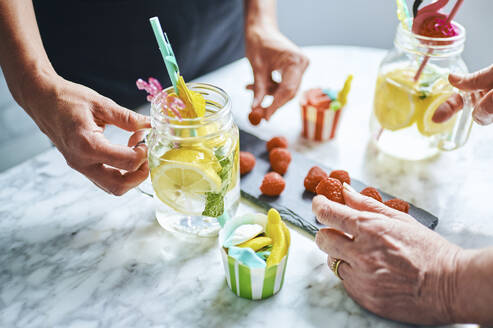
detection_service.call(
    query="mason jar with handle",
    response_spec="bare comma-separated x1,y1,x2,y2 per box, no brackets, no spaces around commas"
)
140,83,240,239
370,19,473,160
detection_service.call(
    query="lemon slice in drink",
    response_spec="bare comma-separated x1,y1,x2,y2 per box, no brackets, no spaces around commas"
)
374,68,418,131
416,92,456,137
151,148,222,215
179,122,227,149
415,77,455,137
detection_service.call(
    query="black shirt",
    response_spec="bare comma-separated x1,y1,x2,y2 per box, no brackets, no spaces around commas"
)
33,0,245,108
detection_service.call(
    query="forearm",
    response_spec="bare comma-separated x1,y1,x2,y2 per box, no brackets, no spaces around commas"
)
453,247,493,325
0,0,56,108
244,0,278,31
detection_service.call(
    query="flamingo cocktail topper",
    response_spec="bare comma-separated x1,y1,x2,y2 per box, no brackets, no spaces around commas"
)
412,0,464,81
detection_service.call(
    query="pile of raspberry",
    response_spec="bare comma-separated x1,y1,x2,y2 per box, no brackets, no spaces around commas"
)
239,136,409,213
304,166,409,213
240,136,291,196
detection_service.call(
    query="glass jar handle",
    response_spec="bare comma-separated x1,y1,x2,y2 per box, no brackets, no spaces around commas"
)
135,130,154,198
438,90,474,151
137,180,153,198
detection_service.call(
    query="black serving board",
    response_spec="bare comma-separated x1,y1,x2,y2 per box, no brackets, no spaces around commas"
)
239,130,438,236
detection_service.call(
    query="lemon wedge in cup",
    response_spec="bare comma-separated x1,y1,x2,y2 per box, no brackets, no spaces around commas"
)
416,80,455,137
374,68,418,131
150,148,222,215
179,122,227,149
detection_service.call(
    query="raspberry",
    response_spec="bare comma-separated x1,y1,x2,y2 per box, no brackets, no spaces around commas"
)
360,187,383,202
384,199,409,213
329,170,351,185
266,136,288,152
239,151,256,175
304,166,328,193
269,148,292,175
260,172,286,196
248,108,263,126
315,177,345,204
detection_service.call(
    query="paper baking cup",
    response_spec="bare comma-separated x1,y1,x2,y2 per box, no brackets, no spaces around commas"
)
220,247,288,300
301,104,342,141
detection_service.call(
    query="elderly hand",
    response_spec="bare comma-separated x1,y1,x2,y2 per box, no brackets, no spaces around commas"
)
245,25,309,122
432,64,493,125
313,184,464,325
23,71,150,195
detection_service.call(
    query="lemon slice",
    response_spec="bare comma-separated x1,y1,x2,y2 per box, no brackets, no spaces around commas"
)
151,148,222,215
416,92,456,137
179,122,227,149
171,75,205,118
164,147,221,172
374,69,417,131
228,141,239,192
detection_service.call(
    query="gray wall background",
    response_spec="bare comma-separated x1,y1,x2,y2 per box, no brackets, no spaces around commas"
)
1,0,491,171
278,0,492,71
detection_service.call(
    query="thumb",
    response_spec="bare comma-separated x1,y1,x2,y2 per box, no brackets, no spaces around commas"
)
432,93,463,123
99,99,151,131
449,64,493,92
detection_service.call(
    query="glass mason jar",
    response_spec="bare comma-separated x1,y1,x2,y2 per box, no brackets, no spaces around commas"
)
146,83,240,238
370,20,473,160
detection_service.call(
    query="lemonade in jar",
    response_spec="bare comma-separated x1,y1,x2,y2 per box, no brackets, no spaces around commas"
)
136,18,240,238
145,82,240,238
371,20,473,160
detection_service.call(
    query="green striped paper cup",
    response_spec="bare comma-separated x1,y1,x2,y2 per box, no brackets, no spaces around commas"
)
219,247,288,300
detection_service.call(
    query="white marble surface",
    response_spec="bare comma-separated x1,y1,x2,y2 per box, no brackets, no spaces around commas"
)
1,46,490,327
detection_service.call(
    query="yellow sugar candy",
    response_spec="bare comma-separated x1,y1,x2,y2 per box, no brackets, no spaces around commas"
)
282,221,290,249
337,74,353,107
237,236,272,252
265,209,289,267
172,75,205,118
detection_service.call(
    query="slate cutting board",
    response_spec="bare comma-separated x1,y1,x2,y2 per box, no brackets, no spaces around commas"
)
239,130,438,236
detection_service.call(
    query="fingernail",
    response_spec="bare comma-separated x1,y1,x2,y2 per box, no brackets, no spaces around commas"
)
473,107,491,126
343,182,357,193
312,194,326,212
449,73,463,85
473,115,487,126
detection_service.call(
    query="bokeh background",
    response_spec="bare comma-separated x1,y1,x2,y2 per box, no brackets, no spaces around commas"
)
278,0,492,72
0,0,491,172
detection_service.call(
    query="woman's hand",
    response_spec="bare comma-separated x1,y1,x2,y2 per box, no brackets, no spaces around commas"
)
244,0,309,122
432,64,493,125
22,71,150,195
313,184,464,325
0,0,150,196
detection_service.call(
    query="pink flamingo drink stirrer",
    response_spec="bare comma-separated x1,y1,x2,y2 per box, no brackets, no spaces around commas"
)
412,0,464,82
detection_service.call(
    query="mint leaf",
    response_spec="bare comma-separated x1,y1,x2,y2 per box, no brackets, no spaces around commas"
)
418,91,429,99
203,192,225,217
218,158,232,182
214,146,227,159
418,82,432,99
202,150,233,217
417,71,443,100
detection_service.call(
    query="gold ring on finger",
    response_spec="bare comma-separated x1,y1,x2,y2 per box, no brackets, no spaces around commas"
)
330,258,344,280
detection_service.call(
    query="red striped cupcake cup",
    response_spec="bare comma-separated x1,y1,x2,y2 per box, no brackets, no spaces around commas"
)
301,89,342,141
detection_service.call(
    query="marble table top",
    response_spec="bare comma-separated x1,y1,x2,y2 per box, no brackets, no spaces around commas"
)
1,46,490,327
